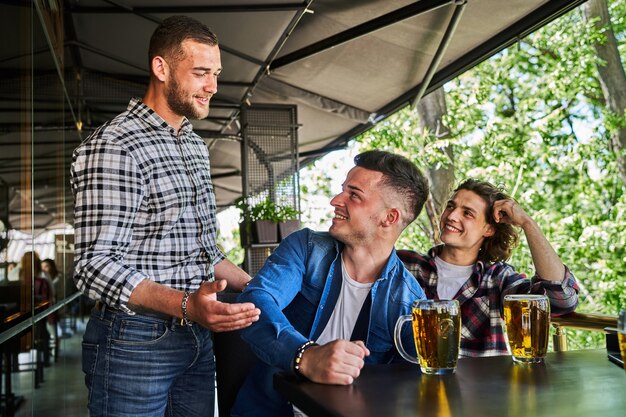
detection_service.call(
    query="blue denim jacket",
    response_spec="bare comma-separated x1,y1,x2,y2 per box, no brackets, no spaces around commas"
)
233,229,425,416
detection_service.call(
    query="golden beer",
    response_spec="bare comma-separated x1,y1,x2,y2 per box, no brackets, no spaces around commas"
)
411,301,461,374
503,294,550,363
394,300,461,374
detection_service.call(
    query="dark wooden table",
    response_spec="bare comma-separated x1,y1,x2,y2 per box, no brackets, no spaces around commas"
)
274,350,626,417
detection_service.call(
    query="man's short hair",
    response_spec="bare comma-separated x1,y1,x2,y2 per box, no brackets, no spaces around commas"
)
354,150,429,227
148,15,218,68
453,179,519,262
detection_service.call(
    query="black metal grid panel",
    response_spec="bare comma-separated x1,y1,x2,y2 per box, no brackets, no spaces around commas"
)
242,104,299,210
241,104,299,274
246,246,277,277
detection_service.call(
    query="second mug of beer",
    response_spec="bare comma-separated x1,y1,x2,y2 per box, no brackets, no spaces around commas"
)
503,294,550,364
394,299,461,374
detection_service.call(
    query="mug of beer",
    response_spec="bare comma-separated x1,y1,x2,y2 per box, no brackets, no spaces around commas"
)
617,310,626,370
503,294,550,363
394,299,461,374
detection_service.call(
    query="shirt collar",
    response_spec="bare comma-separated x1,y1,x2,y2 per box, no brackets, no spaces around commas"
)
429,244,486,275
127,98,194,136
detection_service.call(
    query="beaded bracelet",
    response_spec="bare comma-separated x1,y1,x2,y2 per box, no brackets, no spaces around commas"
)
293,340,318,374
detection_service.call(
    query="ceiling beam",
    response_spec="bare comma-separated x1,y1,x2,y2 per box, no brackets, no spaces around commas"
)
269,0,452,70
219,0,313,134
67,2,307,14
411,1,467,109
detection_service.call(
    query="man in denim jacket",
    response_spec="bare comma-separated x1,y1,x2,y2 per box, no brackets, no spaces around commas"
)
232,150,429,416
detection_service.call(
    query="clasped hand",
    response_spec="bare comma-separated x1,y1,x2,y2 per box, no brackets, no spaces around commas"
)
298,340,370,385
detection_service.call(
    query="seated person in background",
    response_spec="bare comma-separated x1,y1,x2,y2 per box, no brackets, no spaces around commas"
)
19,251,54,306
398,179,579,357
42,258,61,295
232,150,429,417
42,258,63,348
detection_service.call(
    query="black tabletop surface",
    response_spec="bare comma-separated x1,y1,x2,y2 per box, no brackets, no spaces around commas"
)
274,349,626,417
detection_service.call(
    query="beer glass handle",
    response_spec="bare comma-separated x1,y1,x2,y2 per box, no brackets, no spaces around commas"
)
394,315,419,364
522,308,531,337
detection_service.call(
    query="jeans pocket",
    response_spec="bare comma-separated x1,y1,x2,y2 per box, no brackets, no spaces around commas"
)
82,342,99,405
112,317,170,346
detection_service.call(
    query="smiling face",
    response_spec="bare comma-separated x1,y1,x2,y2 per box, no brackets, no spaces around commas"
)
328,166,390,245
439,189,495,260
165,39,221,120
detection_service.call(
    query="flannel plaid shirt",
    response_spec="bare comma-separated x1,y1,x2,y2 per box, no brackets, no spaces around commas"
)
70,98,225,313
397,246,579,357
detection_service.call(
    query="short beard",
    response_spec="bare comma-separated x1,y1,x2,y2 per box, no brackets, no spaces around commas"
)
165,76,209,120
329,225,366,246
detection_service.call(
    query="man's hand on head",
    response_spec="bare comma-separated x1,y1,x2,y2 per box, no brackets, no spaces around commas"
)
492,199,532,229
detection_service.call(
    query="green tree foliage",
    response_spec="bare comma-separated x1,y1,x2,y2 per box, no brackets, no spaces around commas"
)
349,0,626,348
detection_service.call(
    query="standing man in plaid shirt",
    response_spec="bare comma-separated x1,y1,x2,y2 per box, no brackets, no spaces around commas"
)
70,16,260,417
398,179,578,357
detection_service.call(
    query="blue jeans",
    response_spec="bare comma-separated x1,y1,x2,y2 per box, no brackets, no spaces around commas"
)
82,305,215,417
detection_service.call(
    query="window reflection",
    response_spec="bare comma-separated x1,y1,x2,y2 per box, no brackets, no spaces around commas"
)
1,1,82,415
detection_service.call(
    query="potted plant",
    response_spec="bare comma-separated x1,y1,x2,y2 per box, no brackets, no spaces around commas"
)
236,197,302,244
277,204,301,240
235,197,280,244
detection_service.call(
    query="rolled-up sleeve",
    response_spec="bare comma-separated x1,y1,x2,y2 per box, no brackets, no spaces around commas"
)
531,266,579,315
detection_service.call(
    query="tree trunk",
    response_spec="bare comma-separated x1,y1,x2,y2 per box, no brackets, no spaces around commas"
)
415,87,455,244
582,0,626,186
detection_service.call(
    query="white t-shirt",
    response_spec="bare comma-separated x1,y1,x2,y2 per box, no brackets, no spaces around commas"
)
293,256,373,417
316,256,374,344
434,256,473,299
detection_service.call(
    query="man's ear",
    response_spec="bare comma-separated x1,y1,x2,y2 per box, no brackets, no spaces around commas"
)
151,56,169,82
483,223,495,238
383,208,401,227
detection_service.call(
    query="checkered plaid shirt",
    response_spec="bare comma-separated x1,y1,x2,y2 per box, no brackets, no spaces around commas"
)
70,98,225,313
397,246,579,357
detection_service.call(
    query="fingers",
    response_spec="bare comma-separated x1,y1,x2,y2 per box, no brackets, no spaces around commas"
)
493,199,531,227
204,303,260,329
191,282,261,331
210,313,260,332
352,340,370,357
492,199,516,223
